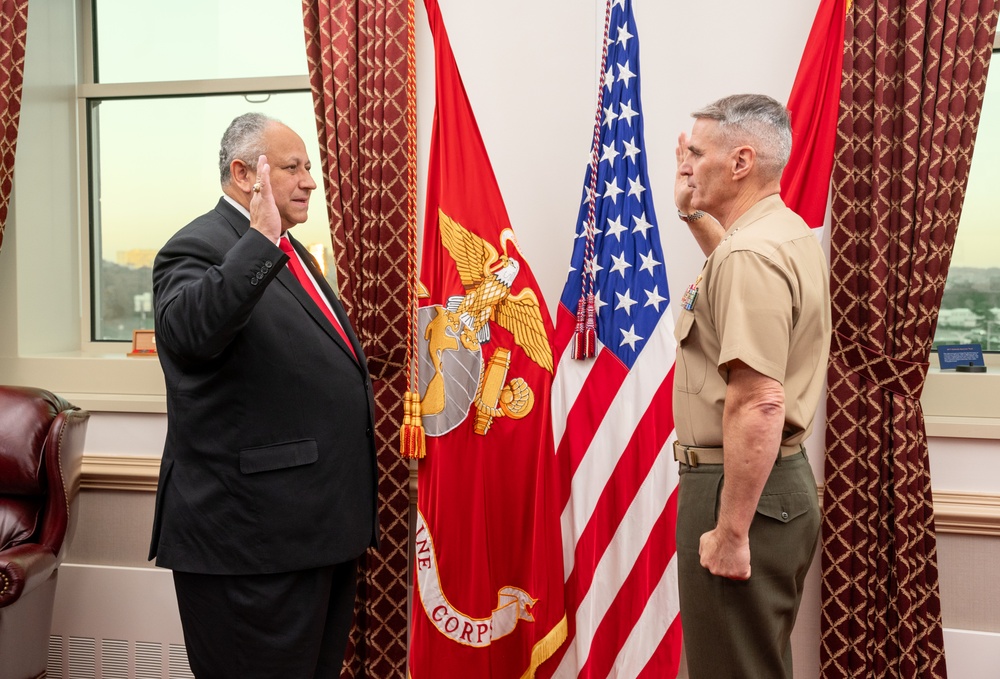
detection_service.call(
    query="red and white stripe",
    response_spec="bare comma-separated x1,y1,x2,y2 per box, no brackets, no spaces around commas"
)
544,303,682,679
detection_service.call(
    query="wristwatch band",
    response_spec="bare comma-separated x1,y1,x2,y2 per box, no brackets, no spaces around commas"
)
677,209,706,222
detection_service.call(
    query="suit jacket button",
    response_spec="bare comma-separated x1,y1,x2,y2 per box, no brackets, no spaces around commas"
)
250,278,259,286
264,260,273,269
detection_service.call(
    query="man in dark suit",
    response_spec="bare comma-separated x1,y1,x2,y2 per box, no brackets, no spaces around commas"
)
149,112,379,679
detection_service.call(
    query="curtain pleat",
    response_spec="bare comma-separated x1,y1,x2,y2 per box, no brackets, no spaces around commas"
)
0,0,29,254
821,1,999,676
303,1,413,677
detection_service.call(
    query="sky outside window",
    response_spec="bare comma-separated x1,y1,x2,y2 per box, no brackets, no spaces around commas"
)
94,0,308,83
951,53,1000,270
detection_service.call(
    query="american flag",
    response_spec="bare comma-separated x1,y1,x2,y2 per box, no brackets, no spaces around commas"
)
542,0,682,677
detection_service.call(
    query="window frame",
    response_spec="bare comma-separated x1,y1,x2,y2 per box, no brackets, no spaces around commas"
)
79,75,311,345
81,0,317,349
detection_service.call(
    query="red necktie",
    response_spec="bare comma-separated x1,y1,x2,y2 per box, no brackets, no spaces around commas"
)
278,237,357,360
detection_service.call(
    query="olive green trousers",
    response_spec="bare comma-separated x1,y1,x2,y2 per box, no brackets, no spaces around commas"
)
676,450,820,679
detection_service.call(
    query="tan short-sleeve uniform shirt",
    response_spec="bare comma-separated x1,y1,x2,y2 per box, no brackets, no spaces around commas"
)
673,194,831,448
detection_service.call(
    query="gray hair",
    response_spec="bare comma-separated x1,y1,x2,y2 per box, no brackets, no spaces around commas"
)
692,94,792,178
219,112,279,185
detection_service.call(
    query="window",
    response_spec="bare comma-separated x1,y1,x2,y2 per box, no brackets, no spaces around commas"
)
932,48,1000,353
86,0,334,341
0,0,336,412
922,43,1000,438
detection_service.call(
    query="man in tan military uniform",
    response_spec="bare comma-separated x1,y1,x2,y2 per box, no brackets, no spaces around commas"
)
672,94,831,678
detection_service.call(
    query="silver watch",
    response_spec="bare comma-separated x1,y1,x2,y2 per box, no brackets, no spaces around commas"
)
677,209,706,222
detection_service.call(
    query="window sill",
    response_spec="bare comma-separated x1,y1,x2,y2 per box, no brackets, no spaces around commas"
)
0,352,166,413
925,415,1000,439
921,366,1000,440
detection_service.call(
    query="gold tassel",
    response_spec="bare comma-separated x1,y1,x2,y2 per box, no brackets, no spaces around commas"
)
399,391,426,459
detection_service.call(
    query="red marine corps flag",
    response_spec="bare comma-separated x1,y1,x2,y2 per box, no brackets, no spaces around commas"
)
781,0,849,229
408,0,567,676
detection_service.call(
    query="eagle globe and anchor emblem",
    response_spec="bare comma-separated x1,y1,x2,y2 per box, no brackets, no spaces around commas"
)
414,210,555,647
417,209,554,438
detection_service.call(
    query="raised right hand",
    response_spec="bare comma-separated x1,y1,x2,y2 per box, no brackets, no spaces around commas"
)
249,155,282,243
675,132,695,215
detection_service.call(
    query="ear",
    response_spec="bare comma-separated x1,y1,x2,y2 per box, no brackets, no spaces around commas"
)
731,146,756,180
230,159,256,193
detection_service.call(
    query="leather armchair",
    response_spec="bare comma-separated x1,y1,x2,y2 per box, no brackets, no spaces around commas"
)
0,386,90,679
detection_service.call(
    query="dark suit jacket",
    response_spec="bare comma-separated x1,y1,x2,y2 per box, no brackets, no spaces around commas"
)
148,198,378,575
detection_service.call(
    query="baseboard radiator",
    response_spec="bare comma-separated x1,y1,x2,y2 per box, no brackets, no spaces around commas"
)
48,564,193,679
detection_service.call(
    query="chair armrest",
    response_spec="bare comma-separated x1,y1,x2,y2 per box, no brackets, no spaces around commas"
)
39,408,89,558
0,543,57,608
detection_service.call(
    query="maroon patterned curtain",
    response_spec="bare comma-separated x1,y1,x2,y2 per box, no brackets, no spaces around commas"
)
822,0,999,676
0,0,29,254
302,1,414,677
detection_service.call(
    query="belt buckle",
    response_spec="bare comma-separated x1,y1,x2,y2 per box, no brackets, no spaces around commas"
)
674,441,699,468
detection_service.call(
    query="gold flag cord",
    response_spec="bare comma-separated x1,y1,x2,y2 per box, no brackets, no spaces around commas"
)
399,0,426,459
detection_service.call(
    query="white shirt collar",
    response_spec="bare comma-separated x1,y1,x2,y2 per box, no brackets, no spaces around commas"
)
222,194,250,219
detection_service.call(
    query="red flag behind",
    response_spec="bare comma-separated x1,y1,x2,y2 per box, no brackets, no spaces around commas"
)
781,0,848,228
409,0,567,676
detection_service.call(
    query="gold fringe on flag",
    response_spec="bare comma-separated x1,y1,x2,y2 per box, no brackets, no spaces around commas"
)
399,0,426,459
